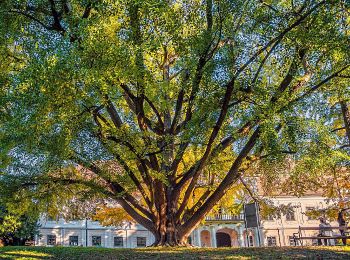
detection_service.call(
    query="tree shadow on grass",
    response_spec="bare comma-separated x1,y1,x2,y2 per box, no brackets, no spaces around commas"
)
129,247,350,259
0,250,52,260
0,246,350,260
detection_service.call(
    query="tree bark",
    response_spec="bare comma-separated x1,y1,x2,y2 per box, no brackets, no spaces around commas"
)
340,100,350,146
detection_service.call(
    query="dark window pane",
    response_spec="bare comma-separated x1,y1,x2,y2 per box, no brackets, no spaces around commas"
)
69,236,79,246
249,236,254,246
114,236,123,247
267,236,276,246
286,211,295,221
263,214,274,221
47,235,56,245
136,237,146,247
289,236,297,246
92,236,102,246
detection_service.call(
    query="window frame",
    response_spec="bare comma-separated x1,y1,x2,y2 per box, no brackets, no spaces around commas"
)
312,239,318,246
267,236,277,247
136,236,147,247
47,234,56,246
248,235,254,247
265,214,274,221
289,236,297,246
69,235,79,246
286,210,296,221
92,235,102,246
114,236,124,247
305,207,317,221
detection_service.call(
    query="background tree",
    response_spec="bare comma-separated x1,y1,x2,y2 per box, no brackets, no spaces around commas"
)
0,0,349,246
0,204,39,246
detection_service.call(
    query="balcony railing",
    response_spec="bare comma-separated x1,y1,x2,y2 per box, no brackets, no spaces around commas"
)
205,213,244,222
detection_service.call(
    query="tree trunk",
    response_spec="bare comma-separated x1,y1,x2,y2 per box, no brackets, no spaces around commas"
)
150,183,191,246
340,100,350,146
151,212,190,246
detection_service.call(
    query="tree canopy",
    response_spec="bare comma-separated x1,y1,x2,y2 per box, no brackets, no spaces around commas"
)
0,0,349,245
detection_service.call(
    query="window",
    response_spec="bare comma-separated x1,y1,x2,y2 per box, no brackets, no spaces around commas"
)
305,207,316,220
47,235,56,245
312,239,318,246
286,210,295,221
114,236,123,247
249,236,254,247
69,236,79,246
289,236,297,246
267,236,277,246
136,237,147,247
92,236,102,246
265,214,274,221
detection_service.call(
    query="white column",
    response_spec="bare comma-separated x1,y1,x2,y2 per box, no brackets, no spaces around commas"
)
240,227,246,247
254,228,260,247
237,228,242,247
104,230,108,248
34,234,38,246
210,226,217,248
60,228,64,245
62,228,65,246
197,228,201,247
81,229,85,247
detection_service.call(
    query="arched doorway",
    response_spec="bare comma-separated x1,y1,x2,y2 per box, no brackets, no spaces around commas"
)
216,228,239,247
216,232,231,247
200,230,211,247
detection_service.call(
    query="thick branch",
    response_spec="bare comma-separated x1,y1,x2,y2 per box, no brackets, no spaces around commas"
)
48,0,65,32
104,95,123,128
170,89,185,134
8,10,52,31
70,155,153,220
112,152,153,211
179,127,260,236
340,100,350,146
287,65,350,105
175,122,254,219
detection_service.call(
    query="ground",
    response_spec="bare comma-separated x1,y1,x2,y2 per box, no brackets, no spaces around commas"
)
0,246,349,260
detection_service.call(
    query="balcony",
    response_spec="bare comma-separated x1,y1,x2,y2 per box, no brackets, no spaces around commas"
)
205,213,245,222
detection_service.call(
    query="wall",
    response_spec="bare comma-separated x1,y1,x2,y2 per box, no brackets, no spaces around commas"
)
261,196,338,246
37,196,338,248
37,219,155,248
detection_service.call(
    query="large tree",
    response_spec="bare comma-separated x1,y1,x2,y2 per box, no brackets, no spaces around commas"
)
0,0,349,245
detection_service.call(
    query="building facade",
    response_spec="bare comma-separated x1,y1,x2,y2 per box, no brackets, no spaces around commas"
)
36,220,155,248
190,214,259,247
36,195,338,248
260,195,338,247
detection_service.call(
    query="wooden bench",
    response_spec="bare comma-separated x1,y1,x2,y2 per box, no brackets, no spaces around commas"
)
293,226,350,246
24,240,35,246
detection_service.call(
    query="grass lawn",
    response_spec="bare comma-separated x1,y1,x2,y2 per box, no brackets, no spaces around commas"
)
0,246,350,260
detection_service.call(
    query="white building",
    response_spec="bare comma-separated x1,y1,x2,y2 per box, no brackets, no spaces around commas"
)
191,195,340,247
190,214,259,247
36,219,155,248
36,195,339,248
261,195,338,247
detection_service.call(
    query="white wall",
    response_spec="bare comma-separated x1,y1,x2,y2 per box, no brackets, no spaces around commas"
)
37,196,337,248
37,219,155,248
261,196,338,246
